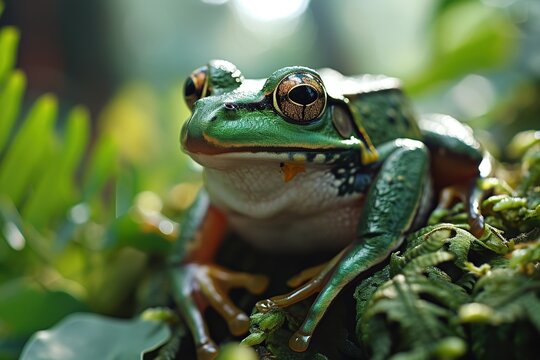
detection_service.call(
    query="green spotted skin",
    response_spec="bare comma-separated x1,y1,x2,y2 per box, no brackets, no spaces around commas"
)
349,89,422,146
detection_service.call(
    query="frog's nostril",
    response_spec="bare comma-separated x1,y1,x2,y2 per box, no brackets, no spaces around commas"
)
224,103,238,111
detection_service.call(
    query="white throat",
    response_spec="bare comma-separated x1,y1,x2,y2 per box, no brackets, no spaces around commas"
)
200,157,365,253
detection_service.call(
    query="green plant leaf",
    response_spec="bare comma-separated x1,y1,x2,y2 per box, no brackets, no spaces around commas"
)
21,106,90,228
20,313,171,360
0,26,19,84
0,94,57,206
0,70,25,153
0,278,87,337
82,135,118,203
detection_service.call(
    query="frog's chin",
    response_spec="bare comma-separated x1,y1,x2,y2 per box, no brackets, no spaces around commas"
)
186,151,335,170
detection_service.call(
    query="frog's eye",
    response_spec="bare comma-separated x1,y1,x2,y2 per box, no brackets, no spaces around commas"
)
184,66,210,110
273,72,327,123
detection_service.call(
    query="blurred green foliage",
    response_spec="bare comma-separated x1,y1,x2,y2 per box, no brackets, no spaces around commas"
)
1,0,539,359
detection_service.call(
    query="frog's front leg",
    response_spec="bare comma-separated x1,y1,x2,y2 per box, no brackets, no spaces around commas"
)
168,191,269,360
267,139,429,352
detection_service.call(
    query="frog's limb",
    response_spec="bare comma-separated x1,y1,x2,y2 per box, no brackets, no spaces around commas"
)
288,139,429,352
256,249,346,312
171,264,268,340
467,180,486,237
431,182,485,237
168,191,269,360
419,114,489,237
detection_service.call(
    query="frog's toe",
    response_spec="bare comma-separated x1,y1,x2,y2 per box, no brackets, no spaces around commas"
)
196,341,219,360
228,313,251,336
172,263,268,358
255,249,346,312
286,262,327,287
289,331,312,353
197,269,253,336
207,265,269,294
245,274,269,294
433,182,486,237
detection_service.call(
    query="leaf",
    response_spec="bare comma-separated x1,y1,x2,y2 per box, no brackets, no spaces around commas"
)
0,278,87,337
0,94,57,205
82,135,118,203
20,313,171,360
0,70,25,153
0,26,19,84
408,2,515,93
520,293,540,333
402,251,455,275
355,266,391,322
0,196,25,260
447,231,471,268
21,107,90,227
403,228,448,262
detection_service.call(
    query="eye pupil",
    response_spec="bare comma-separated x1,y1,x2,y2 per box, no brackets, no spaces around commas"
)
184,77,196,98
288,85,318,105
273,71,327,123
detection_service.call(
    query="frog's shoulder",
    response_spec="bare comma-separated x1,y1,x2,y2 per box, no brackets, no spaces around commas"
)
318,68,401,98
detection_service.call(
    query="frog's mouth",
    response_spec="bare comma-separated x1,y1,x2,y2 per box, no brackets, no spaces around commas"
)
181,105,380,169
185,148,347,171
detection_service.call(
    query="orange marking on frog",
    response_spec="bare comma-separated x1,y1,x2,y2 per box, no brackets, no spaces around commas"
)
281,161,306,182
185,206,227,263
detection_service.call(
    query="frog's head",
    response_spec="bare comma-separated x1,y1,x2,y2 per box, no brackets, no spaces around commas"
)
181,60,379,169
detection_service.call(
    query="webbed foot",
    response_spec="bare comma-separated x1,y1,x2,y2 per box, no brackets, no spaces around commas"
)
171,263,269,359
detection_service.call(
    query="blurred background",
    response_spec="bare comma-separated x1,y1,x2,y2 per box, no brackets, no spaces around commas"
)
2,0,540,134
0,0,539,358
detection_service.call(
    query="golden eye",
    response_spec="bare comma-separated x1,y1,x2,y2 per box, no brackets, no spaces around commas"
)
183,66,210,110
273,72,327,123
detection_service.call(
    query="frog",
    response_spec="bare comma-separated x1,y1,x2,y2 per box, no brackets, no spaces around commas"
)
170,60,488,360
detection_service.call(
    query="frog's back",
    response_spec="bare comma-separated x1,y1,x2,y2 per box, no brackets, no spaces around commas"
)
320,70,422,147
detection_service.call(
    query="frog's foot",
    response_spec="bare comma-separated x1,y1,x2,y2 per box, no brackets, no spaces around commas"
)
434,182,485,237
255,249,346,312
171,263,269,360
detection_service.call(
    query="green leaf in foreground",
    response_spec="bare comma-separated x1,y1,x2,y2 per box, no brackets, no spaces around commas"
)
20,313,171,360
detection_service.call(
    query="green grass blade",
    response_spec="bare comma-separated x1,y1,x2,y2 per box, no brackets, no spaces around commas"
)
0,27,19,84
0,95,57,205
0,70,26,153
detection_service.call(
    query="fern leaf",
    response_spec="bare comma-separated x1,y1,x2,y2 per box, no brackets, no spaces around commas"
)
520,293,540,333
366,317,393,360
413,275,469,309
402,251,455,275
354,266,390,331
446,231,471,268
403,227,449,261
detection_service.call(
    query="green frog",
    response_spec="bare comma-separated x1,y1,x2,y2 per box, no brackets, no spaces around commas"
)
170,60,488,359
